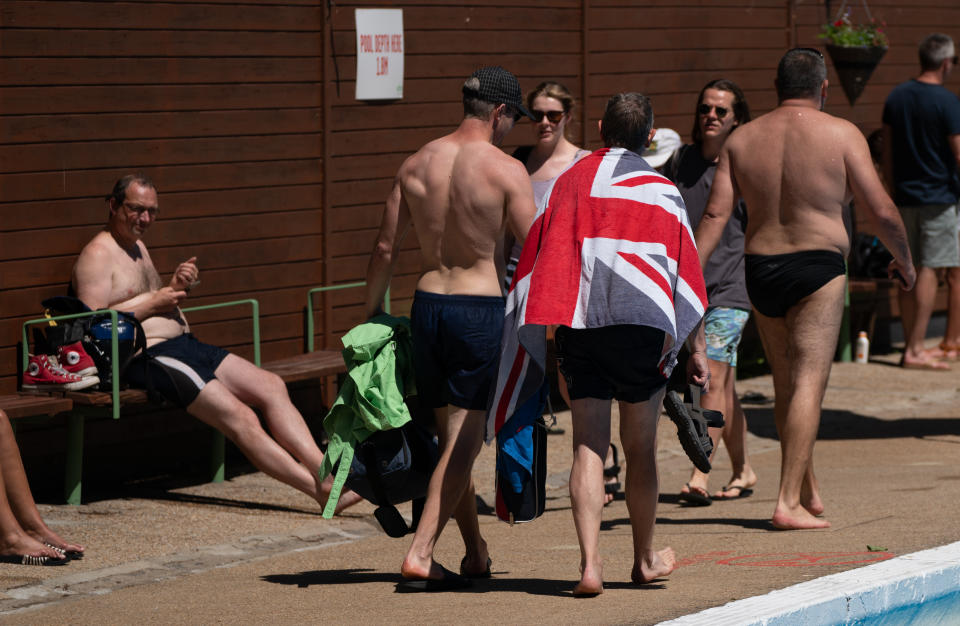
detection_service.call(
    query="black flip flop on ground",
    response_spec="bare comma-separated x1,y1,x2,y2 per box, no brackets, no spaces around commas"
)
678,482,712,506
713,485,754,501
663,390,719,473
395,565,473,593
0,553,69,566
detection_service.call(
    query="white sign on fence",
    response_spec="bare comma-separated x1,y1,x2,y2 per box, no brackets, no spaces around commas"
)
355,9,404,100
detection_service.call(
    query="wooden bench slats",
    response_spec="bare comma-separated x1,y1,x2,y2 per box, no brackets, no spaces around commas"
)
262,350,346,384
0,394,73,419
65,388,151,407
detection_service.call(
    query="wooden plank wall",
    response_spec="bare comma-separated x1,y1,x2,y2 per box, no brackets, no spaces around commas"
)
0,0,327,393
2,1,958,395
320,0,584,347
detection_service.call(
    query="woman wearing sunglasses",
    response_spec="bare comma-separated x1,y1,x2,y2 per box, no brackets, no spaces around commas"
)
662,79,759,508
504,81,590,292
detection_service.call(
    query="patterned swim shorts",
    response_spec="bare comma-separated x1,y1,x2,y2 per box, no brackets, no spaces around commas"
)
704,307,750,367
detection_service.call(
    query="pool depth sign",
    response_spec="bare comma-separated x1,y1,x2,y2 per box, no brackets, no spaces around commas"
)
355,9,404,100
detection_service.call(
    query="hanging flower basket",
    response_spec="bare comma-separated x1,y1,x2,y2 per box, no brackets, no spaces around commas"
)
825,44,887,105
818,0,889,105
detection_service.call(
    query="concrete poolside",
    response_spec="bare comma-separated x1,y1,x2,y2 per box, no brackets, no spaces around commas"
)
1,348,958,624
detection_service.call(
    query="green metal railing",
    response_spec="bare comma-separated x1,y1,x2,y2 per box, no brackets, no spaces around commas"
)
182,299,261,367
22,299,261,420
305,282,390,353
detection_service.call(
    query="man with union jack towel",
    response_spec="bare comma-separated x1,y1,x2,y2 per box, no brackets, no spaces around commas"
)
489,93,710,595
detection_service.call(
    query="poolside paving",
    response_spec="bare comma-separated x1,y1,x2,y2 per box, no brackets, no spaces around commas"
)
1,346,958,624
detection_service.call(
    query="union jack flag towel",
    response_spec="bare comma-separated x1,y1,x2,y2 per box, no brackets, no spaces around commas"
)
487,147,708,442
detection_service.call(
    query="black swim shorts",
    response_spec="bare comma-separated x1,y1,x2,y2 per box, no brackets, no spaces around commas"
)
410,290,505,411
125,333,230,408
554,324,668,403
745,250,846,318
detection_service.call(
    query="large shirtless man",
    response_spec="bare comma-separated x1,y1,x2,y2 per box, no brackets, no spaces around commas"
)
72,174,361,513
364,66,536,591
696,48,916,530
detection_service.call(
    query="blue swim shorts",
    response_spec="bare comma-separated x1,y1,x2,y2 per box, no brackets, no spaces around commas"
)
410,290,505,411
703,307,750,367
125,333,230,408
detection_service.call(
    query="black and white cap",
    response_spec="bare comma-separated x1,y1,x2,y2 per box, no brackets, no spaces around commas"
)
463,66,534,120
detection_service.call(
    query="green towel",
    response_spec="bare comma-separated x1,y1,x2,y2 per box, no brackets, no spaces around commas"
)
317,314,415,518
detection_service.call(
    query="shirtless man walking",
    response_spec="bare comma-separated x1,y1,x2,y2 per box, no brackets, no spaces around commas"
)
364,66,536,590
73,174,361,513
696,48,916,530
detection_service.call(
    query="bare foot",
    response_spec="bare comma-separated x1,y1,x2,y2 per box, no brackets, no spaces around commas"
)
26,529,84,555
573,559,603,596
771,504,830,530
801,493,824,517
331,489,364,515
800,477,824,516
713,469,758,500
0,533,66,561
900,352,951,370
631,547,676,584
679,481,711,505
401,555,440,580
460,539,490,577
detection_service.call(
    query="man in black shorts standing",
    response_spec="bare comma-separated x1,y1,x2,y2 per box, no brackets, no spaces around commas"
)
72,174,361,513
364,67,536,590
696,49,915,529
492,93,710,595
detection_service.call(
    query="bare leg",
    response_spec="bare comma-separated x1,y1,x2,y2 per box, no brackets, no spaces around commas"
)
569,397,611,595
401,406,486,580
0,412,65,561
210,355,362,512
619,389,676,583
712,369,757,499
756,276,845,530
0,412,83,554
900,267,949,367
680,357,728,500
942,266,960,355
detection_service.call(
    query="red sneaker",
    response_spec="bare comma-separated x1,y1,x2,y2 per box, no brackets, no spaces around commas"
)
22,354,99,391
57,341,98,377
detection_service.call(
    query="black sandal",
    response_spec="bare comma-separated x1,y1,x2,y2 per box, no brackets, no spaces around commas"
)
603,443,621,494
664,385,724,473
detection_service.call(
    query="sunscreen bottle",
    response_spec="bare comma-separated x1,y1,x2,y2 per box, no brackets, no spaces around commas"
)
854,331,869,364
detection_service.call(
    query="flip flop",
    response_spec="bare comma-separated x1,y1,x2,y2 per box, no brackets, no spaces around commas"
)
46,543,83,560
713,485,754,501
396,565,473,592
460,556,492,579
0,553,69,566
663,387,723,473
603,443,621,495
678,482,712,506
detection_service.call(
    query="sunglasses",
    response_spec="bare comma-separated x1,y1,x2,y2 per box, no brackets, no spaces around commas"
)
698,104,730,118
531,109,565,124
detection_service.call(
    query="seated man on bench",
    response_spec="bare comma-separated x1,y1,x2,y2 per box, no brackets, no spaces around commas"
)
72,173,360,513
